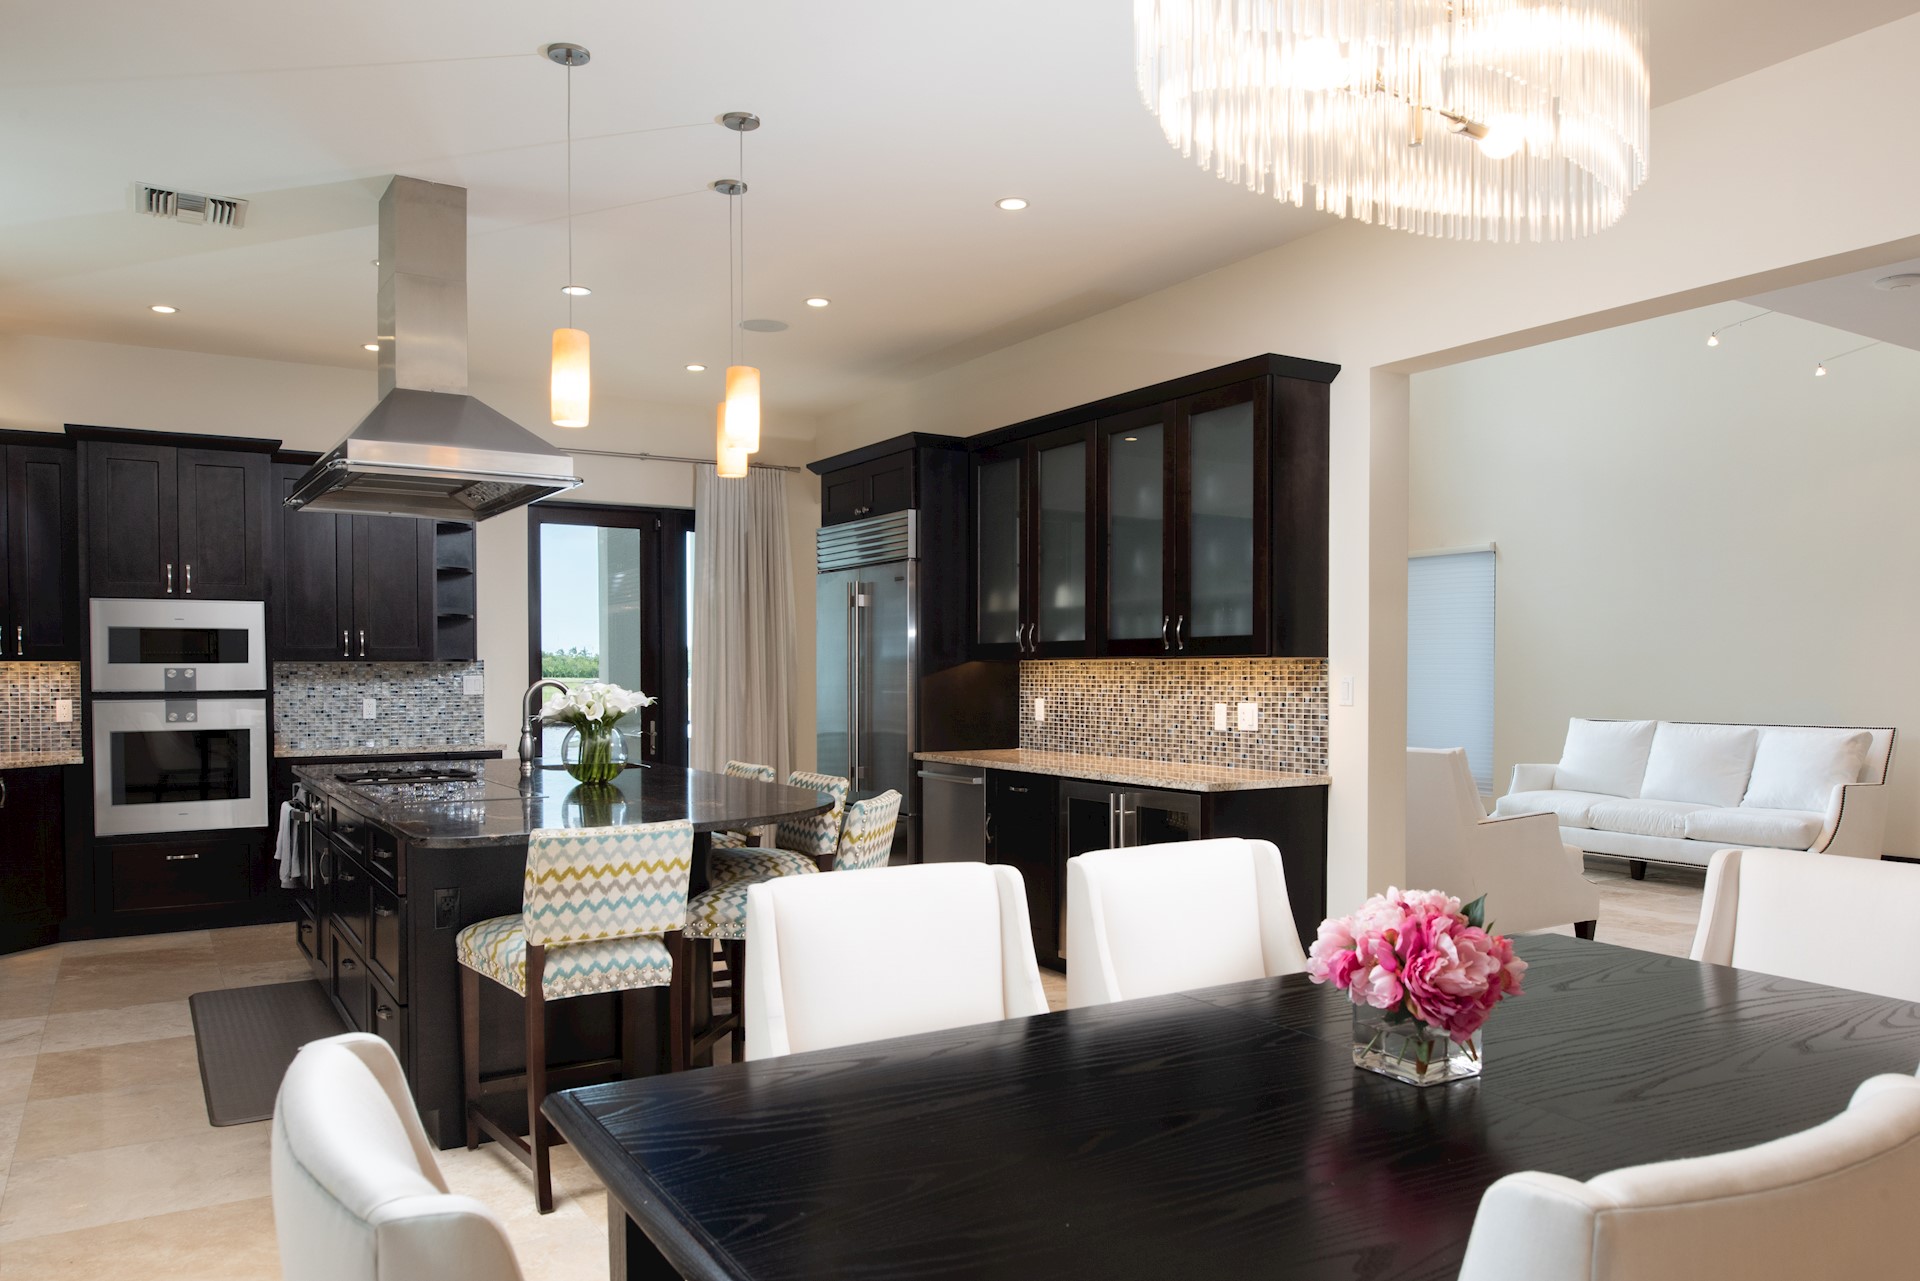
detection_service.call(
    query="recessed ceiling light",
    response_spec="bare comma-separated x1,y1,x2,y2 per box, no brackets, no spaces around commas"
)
149,304,178,314
685,363,707,372
805,297,831,308
995,197,1029,212
1873,273,1920,291
363,342,380,352
561,284,592,297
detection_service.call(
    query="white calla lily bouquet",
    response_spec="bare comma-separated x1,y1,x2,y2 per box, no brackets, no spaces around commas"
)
542,680,655,729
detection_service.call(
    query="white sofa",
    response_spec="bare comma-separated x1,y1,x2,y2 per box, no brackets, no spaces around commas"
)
1492,719,1895,872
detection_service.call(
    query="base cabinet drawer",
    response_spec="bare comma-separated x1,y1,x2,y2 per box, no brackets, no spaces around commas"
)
368,880,403,991
369,980,406,1062
110,841,251,913
294,900,319,961
331,932,371,1033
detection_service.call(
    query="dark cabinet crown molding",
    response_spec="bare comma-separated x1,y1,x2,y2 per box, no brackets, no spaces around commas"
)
65,424,281,454
808,432,964,476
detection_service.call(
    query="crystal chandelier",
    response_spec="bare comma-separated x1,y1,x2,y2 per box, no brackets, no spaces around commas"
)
1133,0,1650,241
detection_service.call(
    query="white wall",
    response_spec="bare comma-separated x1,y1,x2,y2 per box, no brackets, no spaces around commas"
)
1410,305,1920,854
814,18,1920,912
0,331,821,760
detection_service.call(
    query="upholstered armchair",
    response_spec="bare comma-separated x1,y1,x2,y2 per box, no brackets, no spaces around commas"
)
1407,747,1600,938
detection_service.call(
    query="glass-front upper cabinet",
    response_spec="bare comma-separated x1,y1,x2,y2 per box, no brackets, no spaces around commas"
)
971,426,1095,658
972,448,1024,654
1178,380,1267,655
1099,407,1172,656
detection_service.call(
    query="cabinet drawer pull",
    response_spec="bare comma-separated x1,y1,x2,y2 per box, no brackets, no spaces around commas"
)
185,563,193,595
375,1004,394,1021
374,905,395,918
0,777,7,808
371,846,394,861
1175,613,1186,652
358,628,366,658
1161,615,1171,650
166,562,175,595
341,629,350,658
1007,785,1030,793
164,852,199,862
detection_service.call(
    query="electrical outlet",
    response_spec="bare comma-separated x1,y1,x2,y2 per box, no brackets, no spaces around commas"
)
361,697,377,720
1236,701,1258,732
1213,703,1228,732
1033,697,1047,723
463,670,484,696
53,698,72,723
1339,676,1355,707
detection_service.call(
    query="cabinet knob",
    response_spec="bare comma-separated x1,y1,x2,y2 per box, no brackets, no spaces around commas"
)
374,904,395,918
340,956,357,971
375,1004,393,1021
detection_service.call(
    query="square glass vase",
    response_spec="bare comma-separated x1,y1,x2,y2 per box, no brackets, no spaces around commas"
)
1351,1007,1482,1087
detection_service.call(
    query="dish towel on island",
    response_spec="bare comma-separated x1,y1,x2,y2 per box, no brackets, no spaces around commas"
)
274,801,302,889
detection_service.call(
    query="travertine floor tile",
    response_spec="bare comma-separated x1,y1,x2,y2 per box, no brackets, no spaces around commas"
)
0,1018,43,1062
53,944,216,983
0,1123,270,1241
12,1074,215,1164
46,964,228,1016
0,1194,281,1280
38,1000,194,1054
27,1035,201,1101
216,960,317,989
49,931,211,959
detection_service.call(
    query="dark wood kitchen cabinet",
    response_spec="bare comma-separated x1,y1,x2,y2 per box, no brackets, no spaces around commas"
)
967,355,1335,660
985,771,1060,969
0,767,66,954
0,439,80,660
972,424,1096,659
820,451,916,526
272,462,472,662
810,434,966,529
78,431,270,599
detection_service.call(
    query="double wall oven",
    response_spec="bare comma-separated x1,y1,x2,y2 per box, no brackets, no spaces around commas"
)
88,598,269,837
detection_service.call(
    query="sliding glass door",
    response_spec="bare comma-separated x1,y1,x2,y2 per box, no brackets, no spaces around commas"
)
528,503,693,766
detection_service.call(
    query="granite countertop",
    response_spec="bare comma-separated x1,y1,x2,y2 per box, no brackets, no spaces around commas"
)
294,758,834,849
913,748,1331,793
275,742,507,760
0,749,84,770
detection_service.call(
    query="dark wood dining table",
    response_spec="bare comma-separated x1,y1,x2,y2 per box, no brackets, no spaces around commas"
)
544,934,1920,1280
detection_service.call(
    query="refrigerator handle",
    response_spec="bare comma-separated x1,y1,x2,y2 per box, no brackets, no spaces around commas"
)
1107,792,1118,849
848,581,865,786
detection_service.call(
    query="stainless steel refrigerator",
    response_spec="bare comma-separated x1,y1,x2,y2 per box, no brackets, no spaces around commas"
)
816,513,917,854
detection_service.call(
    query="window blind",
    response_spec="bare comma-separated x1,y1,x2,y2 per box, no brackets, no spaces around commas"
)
1407,548,1496,792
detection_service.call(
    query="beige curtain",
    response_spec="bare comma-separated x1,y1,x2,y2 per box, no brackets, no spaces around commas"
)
691,465,795,776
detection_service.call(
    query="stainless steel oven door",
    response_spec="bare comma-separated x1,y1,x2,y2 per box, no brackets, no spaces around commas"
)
89,598,266,693
92,697,269,836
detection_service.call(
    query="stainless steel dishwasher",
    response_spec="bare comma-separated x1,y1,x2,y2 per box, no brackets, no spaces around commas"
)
917,762,986,862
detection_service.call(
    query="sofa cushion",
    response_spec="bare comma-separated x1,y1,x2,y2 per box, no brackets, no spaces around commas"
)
1742,728,1871,812
1555,719,1657,797
1587,798,1712,841
1492,790,1613,829
1684,806,1824,851
1639,722,1759,809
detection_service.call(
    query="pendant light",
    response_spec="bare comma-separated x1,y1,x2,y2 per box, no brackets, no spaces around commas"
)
715,402,749,478
716,111,761,454
546,42,591,428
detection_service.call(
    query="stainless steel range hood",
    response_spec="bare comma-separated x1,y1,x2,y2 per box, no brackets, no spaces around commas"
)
286,176,581,521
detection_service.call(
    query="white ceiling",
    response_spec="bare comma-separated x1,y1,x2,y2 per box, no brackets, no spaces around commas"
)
2,0,1916,417
1745,256,1920,353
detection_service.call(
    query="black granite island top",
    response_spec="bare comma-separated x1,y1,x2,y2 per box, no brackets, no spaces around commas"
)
293,758,834,849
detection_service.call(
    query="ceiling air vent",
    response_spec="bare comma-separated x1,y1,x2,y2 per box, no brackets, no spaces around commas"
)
132,182,248,228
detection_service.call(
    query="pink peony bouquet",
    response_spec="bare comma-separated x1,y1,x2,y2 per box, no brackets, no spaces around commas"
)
1308,889,1527,1044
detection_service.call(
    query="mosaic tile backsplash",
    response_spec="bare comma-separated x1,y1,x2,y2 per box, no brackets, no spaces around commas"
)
0,662,82,756
1019,658,1328,775
275,661,486,753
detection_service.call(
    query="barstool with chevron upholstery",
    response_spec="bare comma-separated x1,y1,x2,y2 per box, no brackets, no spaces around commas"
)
708,769,850,877
710,760,777,849
455,819,692,1214
683,789,903,1061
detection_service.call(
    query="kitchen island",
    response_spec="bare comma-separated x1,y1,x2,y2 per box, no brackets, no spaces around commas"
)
290,759,833,1148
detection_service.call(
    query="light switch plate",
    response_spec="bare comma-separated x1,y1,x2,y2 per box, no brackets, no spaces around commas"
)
53,698,72,723
1236,701,1258,732
1339,676,1356,707
361,698,378,720
1033,696,1047,723
1213,703,1228,732
463,670,484,696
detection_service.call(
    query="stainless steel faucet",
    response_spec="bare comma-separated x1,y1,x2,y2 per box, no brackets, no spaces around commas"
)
518,679,571,774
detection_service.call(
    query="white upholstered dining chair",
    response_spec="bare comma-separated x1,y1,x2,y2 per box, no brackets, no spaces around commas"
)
1690,847,1920,1002
1456,1072,1920,1280
743,861,1049,1060
272,1032,525,1281
1064,838,1308,1009
1407,747,1601,938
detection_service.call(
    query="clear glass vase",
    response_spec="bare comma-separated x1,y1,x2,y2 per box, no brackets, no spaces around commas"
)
561,721,628,784
1351,1006,1483,1087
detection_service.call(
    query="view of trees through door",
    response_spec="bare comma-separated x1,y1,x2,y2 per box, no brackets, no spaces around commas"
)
528,503,693,766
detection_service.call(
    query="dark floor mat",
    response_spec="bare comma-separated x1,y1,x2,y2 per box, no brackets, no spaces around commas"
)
188,980,349,1126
